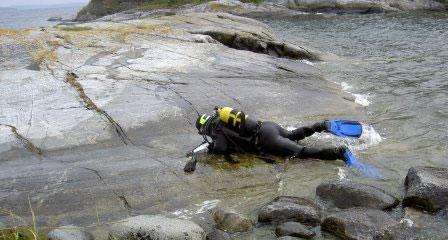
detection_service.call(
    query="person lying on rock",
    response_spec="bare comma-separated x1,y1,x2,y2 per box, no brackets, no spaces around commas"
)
184,106,362,173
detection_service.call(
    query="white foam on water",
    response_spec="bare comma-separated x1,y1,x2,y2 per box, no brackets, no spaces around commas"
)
400,218,414,227
353,93,371,106
337,82,371,107
337,167,347,180
171,209,192,220
341,81,353,91
301,59,315,66
348,124,383,151
195,199,221,214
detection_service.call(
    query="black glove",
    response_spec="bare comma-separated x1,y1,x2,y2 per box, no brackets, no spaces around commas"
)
184,157,198,173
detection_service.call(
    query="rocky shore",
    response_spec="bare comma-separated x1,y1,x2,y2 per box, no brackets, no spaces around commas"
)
1,0,447,239
40,166,448,239
76,0,448,21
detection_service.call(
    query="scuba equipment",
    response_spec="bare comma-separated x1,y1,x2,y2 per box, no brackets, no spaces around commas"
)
326,120,363,138
215,107,247,135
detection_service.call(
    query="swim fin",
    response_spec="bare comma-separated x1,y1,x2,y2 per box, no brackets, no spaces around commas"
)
326,120,362,138
343,148,358,166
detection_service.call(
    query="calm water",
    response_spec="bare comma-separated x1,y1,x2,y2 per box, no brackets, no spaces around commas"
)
0,5,83,29
265,12,448,183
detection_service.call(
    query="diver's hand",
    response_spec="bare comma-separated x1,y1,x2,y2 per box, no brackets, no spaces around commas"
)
186,150,194,157
184,158,198,173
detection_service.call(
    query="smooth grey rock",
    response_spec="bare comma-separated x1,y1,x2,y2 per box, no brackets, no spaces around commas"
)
403,166,448,212
277,237,300,240
258,196,320,226
321,208,399,240
316,181,399,210
47,225,94,240
0,11,361,226
206,229,232,240
108,215,205,240
213,207,252,233
275,221,315,239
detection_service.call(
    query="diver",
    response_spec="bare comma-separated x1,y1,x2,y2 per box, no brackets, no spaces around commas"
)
184,106,362,172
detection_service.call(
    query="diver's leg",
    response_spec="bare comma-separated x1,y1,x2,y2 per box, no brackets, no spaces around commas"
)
259,122,303,156
285,122,326,141
298,146,344,161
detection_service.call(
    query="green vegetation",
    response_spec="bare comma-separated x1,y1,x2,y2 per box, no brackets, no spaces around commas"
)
0,198,47,240
58,26,93,31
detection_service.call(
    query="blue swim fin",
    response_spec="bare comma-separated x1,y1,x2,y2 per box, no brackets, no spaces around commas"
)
343,148,383,179
326,120,362,138
343,148,358,166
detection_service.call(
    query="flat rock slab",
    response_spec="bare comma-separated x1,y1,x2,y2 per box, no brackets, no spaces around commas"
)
316,181,399,210
321,208,399,240
47,225,94,240
275,221,315,239
0,12,361,226
108,215,205,240
258,196,320,226
403,166,448,212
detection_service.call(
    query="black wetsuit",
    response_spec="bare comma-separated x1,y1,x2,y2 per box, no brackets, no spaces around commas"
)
207,116,344,160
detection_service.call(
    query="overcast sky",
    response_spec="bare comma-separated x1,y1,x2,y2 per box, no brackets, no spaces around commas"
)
0,0,89,7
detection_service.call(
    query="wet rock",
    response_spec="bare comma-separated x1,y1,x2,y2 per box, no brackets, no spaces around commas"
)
403,166,448,212
47,225,94,240
258,196,320,226
275,221,315,239
206,229,232,240
108,215,205,240
192,28,320,61
316,181,399,210
321,208,399,240
213,207,252,233
376,222,424,240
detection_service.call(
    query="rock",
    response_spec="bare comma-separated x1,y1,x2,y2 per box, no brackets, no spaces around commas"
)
275,221,315,239
277,237,301,240
403,166,448,212
376,222,424,240
48,16,63,22
47,225,94,240
321,208,399,240
108,215,206,240
258,196,320,226
206,229,232,240
0,11,360,226
316,181,399,210
213,207,252,233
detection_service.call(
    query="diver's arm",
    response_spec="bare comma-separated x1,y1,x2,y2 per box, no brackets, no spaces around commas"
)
208,134,229,154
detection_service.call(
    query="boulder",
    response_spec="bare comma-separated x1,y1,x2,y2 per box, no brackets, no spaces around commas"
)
275,221,315,239
213,207,252,233
321,208,399,240
277,237,301,240
403,166,448,212
316,181,399,210
258,196,320,226
47,225,94,240
108,215,206,240
206,229,232,240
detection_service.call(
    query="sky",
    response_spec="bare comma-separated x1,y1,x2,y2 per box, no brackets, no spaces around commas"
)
0,0,89,7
